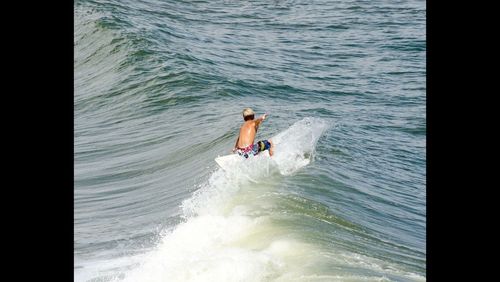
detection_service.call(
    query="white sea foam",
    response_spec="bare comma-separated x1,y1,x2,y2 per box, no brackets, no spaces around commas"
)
117,118,330,282
104,117,423,282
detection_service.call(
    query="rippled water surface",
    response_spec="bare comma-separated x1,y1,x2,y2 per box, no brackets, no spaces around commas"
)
74,0,425,281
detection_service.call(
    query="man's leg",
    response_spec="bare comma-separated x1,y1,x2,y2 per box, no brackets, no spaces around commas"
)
268,139,274,156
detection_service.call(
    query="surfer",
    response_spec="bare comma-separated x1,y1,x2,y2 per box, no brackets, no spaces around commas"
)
233,108,274,158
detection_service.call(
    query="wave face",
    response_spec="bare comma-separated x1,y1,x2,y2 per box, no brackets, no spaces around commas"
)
75,0,426,281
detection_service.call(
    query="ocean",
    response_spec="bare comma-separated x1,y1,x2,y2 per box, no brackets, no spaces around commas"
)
74,0,426,281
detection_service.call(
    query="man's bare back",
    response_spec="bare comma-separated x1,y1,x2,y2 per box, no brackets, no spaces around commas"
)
233,109,274,157
237,119,261,148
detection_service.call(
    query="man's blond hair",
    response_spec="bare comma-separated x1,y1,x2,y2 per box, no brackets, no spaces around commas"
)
242,108,255,117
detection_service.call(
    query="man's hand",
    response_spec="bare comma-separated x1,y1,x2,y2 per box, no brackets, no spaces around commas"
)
256,113,268,128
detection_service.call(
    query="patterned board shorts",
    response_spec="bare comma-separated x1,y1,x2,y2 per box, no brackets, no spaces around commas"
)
236,140,271,158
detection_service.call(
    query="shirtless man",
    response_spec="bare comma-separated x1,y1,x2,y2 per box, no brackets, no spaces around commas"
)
233,108,274,158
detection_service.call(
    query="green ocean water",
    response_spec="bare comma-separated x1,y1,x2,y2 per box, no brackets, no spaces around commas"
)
74,0,426,281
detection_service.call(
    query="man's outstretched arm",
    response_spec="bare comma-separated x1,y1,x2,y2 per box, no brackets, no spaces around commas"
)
255,113,268,128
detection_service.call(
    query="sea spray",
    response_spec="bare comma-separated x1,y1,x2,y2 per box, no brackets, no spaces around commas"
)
271,117,330,175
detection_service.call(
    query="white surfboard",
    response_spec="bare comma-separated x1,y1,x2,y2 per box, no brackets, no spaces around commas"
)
215,151,271,172
214,154,241,171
